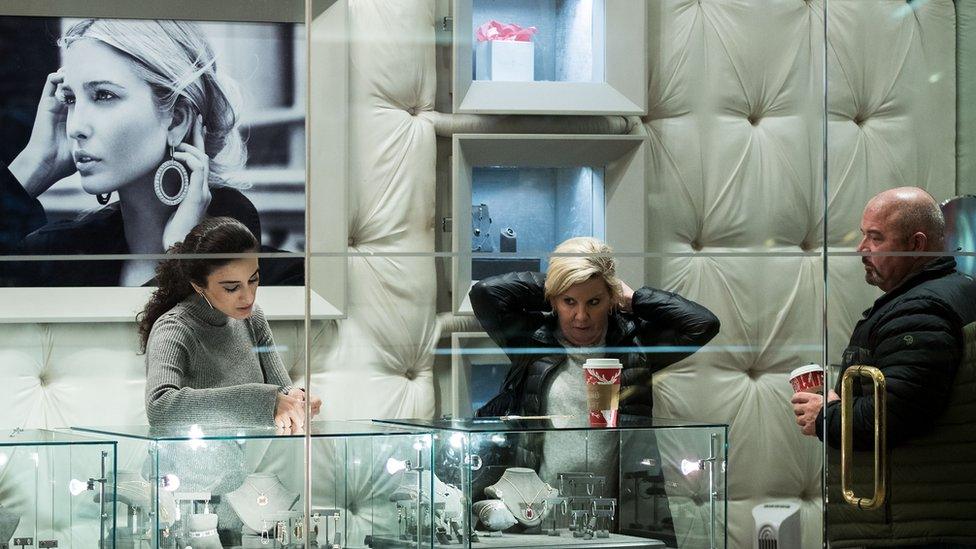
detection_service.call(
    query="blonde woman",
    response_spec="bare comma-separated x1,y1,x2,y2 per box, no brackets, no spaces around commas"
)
470,236,720,418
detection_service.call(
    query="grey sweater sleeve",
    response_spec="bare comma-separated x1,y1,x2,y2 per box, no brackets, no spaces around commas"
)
249,305,294,391
145,316,278,426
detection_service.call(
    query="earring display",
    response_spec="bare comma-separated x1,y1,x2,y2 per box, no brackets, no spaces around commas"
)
542,496,568,536
154,145,190,206
591,498,616,539
388,465,466,544
309,508,341,549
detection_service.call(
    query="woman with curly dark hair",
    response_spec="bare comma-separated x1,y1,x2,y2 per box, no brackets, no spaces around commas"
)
138,216,320,429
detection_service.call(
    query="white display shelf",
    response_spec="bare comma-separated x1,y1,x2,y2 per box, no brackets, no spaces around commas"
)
452,0,647,115
451,134,648,315
0,286,341,323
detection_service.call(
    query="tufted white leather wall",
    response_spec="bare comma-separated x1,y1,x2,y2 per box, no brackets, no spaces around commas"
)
644,3,826,547
0,0,958,548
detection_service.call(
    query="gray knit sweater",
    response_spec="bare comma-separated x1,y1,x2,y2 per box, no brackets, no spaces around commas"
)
145,293,293,427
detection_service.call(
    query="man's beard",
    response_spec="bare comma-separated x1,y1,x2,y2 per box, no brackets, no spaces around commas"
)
863,264,881,287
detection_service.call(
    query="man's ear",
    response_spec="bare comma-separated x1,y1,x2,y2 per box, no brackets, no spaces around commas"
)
910,231,928,252
166,101,194,148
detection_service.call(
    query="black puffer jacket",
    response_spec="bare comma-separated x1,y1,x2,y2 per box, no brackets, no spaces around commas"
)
819,257,976,546
818,256,976,448
470,271,720,417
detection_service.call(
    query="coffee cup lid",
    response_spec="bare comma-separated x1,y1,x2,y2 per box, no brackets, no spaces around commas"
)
790,363,823,379
583,358,622,368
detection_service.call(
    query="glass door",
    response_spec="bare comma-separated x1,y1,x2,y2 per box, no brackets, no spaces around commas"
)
824,0,976,546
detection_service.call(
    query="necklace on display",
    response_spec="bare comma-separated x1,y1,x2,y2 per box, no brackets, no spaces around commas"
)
500,476,552,521
245,480,270,507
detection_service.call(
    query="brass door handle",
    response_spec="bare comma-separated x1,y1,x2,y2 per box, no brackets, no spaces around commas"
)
841,365,887,510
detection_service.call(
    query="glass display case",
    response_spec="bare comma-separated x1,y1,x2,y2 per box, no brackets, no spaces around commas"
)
452,0,647,114
0,429,117,549
376,417,727,549
451,134,647,314
73,422,432,549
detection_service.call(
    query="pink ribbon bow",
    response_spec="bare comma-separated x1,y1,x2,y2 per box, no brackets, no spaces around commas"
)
476,20,538,42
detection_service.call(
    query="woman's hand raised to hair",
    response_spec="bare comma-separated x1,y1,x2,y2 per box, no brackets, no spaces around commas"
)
617,281,635,313
9,69,76,198
163,115,212,250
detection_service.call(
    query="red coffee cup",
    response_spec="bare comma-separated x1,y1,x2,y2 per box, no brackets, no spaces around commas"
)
584,358,622,427
789,364,824,394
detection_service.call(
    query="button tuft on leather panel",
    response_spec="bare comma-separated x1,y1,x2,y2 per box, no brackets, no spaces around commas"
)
404,369,417,380
853,114,867,126
690,239,703,251
748,114,761,126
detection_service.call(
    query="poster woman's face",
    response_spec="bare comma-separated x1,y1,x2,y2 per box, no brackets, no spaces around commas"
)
59,39,171,194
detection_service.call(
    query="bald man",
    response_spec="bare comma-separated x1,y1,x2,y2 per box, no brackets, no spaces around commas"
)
794,187,976,547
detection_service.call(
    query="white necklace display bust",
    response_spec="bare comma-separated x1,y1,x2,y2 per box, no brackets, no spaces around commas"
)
225,473,299,533
484,467,555,527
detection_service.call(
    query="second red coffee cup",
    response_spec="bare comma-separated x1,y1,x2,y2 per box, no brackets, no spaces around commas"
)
789,363,824,394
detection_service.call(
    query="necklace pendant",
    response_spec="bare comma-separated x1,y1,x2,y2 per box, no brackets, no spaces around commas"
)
257,495,269,506
523,506,535,520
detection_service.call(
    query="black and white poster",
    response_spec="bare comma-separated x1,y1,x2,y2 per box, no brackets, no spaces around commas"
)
0,16,305,287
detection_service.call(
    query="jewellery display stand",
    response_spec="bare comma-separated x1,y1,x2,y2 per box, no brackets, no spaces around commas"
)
0,429,117,548
376,416,729,549
74,422,434,549
484,468,555,528
226,473,301,534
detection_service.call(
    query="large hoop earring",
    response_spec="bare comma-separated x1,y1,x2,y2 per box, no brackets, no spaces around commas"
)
96,193,112,205
154,145,189,206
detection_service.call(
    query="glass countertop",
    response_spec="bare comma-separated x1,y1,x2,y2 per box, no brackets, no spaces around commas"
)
375,415,728,433
73,420,430,441
0,428,116,446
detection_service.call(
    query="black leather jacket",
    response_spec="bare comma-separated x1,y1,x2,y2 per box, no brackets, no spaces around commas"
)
470,271,721,417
